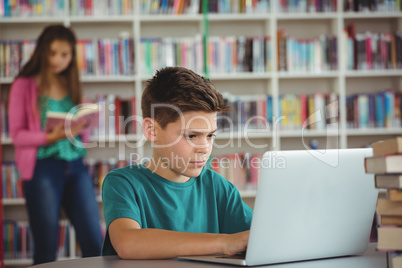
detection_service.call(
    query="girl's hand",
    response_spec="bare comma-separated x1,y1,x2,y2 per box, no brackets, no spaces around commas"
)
67,120,88,138
46,120,87,143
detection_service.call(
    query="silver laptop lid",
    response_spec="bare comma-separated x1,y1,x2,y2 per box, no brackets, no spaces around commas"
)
246,148,378,266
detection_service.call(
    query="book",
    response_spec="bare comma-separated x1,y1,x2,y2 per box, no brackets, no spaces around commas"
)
45,103,100,133
391,254,402,268
389,190,402,201
365,155,402,174
377,226,402,251
377,199,402,216
381,216,402,226
372,137,402,157
375,174,402,189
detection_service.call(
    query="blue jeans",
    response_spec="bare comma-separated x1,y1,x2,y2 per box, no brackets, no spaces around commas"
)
23,157,102,265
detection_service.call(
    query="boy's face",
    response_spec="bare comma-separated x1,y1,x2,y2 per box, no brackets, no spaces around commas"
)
151,111,217,182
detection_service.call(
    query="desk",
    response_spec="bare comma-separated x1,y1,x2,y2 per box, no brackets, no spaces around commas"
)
30,243,386,268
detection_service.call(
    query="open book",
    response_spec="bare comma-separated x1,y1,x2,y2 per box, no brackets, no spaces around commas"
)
45,103,100,132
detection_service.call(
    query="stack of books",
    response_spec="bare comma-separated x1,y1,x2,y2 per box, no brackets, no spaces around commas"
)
364,137,402,267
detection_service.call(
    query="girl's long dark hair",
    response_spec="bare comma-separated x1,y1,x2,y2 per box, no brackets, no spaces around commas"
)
17,24,82,105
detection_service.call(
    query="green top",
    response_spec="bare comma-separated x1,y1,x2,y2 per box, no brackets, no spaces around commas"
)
101,165,253,256
37,95,87,160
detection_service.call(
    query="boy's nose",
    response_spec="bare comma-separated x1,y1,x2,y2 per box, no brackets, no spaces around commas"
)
194,139,211,153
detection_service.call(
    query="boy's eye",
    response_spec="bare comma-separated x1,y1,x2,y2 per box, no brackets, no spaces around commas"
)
208,133,217,139
185,135,197,139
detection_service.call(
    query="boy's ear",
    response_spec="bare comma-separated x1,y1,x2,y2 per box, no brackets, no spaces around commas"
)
142,118,157,142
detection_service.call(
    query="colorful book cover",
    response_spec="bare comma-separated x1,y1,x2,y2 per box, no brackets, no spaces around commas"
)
358,94,369,128
45,103,100,133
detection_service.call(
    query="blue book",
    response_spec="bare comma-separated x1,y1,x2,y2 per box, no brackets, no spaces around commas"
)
347,37,354,70
266,95,273,124
4,0,10,17
293,40,299,71
241,100,247,128
160,0,168,14
368,94,376,128
124,38,130,75
358,94,369,128
226,40,231,73
384,91,395,128
375,92,385,128
218,0,225,13
58,0,64,13
113,41,119,75
320,36,326,69
286,38,292,71
301,41,308,71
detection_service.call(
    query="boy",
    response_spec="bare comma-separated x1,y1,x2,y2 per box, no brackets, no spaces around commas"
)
102,67,253,259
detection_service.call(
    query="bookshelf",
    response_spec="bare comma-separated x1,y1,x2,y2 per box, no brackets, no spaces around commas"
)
1,0,402,266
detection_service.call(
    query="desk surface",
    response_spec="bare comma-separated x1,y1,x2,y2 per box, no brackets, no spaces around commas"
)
30,243,386,268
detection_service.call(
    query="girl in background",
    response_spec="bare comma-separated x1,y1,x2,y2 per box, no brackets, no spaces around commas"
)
8,25,102,265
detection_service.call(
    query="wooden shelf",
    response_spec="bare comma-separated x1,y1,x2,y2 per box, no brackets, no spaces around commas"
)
216,131,272,140
346,128,402,136
210,73,272,80
276,12,338,20
2,198,25,205
69,16,134,23
140,14,202,22
0,17,65,23
277,71,339,79
80,75,137,82
345,70,402,77
208,13,269,21
280,129,340,138
342,11,402,19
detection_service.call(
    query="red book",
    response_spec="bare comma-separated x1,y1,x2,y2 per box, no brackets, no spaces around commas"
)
45,103,100,133
114,98,122,135
300,94,307,128
86,0,92,15
249,154,262,186
210,157,219,173
105,40,112,76
131,97,136,133
354,96,359,128
366,33,372,70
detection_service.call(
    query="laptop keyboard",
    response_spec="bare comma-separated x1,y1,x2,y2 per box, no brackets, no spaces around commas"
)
217,253,246,260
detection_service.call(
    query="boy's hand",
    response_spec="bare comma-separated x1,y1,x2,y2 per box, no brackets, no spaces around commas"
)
221,230,250,256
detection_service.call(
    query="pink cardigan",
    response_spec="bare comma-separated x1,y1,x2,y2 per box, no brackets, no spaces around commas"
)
8,77,89,181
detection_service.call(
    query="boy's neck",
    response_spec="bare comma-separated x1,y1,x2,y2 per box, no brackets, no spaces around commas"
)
144,158,191,183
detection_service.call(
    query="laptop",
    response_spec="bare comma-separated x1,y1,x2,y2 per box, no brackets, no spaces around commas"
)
179,148,378,266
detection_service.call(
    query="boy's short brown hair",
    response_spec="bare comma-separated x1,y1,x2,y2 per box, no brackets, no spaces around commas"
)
141,67,230,129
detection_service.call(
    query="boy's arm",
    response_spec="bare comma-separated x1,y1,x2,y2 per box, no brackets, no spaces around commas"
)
109,217,249,260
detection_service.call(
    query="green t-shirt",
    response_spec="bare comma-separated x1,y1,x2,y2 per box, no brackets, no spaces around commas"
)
101,164,253,256
37,95,87,160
